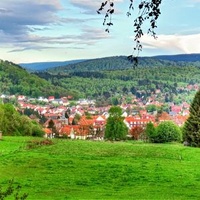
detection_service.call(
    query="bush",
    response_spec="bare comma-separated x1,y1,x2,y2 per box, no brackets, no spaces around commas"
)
130,126,144,140
152,121,182,143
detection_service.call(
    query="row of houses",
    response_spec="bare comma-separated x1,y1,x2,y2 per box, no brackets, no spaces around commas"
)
43,111,188,140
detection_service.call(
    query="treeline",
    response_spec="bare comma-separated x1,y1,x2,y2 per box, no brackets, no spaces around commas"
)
47,55,200,73
0,103,44,136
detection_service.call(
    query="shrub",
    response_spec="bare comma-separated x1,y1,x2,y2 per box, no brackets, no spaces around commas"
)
130,126,144,140
152,121,182,143
26,139,54,149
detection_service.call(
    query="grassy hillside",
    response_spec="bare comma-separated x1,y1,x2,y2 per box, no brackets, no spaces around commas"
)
0,137,200,199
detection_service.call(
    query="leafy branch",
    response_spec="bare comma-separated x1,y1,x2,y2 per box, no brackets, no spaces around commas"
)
97,0,114,33
97,0,162,67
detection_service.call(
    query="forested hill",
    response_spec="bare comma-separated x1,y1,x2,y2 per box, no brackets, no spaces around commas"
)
46,55,200,73
0,60,74,98
20,59,86,72
153,53,200,62
46,56,172,73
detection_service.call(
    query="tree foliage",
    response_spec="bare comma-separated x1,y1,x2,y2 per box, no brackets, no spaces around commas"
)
98,0,162,65
41,59,200,105
0,103,44,136
130,126,144,140
183,90,200,147
145,121,156,142
151,121,182,143
105,106,128,140
0,60,74,98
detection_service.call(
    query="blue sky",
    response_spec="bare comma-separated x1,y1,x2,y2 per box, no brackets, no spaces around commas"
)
0,0,200,63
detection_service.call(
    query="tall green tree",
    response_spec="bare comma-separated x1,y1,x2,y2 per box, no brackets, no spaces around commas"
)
145,122,156,142
183,90,200,147
48,119,57,136
105,106,128,140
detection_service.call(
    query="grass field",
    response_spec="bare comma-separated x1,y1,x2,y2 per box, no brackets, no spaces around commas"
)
0,137,200,199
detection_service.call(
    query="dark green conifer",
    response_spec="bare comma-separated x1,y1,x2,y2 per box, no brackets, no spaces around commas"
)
183,90,200,147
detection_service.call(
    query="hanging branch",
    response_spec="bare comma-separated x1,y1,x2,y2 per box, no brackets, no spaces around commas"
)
97,0,115,33
97,0,162,67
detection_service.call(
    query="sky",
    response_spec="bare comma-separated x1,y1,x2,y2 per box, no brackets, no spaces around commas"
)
0,0,200,63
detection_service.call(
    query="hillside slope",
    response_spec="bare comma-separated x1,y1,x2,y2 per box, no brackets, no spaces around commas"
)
46,54,200,73
153,53,200,62
0,60,73,98
20,59,87,72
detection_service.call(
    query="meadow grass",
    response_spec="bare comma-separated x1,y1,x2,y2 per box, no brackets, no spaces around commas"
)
0,137,200,199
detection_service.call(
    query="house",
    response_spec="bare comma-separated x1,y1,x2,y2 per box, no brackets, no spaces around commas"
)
48,96,55,101
18,95,26,101
58,115,106,140
170,105,182,114
172,115,188,127
158,112,172,122
59,125,90,140
124,116,154,130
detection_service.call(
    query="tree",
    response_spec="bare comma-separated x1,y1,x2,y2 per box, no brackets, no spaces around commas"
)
72,113,81,125
183,90,200,147
48,119,57,136
105,106,128,140
146,104,157,113
145,121,156,142
130,126,144,140
153,121,182,143
98,0,162,65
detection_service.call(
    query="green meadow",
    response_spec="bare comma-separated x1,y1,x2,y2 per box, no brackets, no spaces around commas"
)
0,137,200,200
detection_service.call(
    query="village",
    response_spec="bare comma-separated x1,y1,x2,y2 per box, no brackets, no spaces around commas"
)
0,84,194,141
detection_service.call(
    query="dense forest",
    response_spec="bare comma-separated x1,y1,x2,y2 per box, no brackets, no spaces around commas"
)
46,55,200,73
0,60,76,98
34,56,200,105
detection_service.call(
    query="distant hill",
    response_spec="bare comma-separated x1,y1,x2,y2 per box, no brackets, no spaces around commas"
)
19,54,200,73
46,54,200,74
0,60,76,98
153,53,200,62
19,59,86,72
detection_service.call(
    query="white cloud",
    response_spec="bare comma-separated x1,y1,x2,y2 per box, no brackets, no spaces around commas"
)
139,34,200,54
0,0,62,35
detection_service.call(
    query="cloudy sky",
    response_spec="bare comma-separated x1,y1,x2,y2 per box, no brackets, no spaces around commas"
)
0,0,200,63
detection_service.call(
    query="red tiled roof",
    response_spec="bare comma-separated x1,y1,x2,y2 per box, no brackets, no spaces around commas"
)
43,128,52,134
